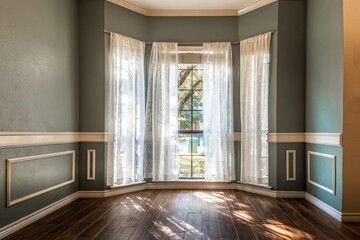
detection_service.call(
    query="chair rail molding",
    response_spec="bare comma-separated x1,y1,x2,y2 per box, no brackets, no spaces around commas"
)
0,132,108,148
305,132,342,146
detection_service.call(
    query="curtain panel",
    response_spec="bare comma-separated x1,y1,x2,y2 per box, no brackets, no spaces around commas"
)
107,33,145,186
144,42,179,181
203,42,235,181
240,32,271,185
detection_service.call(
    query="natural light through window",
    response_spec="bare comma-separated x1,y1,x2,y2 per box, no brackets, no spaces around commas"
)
178,63,204,178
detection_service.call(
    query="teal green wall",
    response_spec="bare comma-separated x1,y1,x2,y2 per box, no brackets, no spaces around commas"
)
305,0,343,211
0,144,79,228
306,144,342,211
0,0,80,228
238,1,306,190
0,0,79,132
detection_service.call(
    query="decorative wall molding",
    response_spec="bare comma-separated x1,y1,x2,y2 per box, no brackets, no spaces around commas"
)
147,9,238,17
237,0,277,16
87,149,96,181
307,151,336,195
0,132,343,147
0,132,108,148
305,132,342,146
305,193,342,222
268,133,305,143
286,150,296,181
107,0,276,17
7,151,75,207
0,192,79,239
107,0,148,15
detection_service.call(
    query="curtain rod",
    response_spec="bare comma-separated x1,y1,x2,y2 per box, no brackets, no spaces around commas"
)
103,30,275,45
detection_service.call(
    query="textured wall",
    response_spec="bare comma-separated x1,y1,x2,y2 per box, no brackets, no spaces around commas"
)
306,0,343,211
0,0,79,132
0,0,80,228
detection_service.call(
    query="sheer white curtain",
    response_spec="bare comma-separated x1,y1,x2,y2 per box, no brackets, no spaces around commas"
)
203,42,235,181
240,32,271,185
144,42,179,181
107,33,145,186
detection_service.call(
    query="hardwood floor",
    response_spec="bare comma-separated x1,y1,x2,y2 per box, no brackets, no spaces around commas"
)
4,190,360,240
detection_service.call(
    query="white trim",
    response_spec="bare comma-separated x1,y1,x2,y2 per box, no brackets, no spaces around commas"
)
238,0,277,16
107,0,148,15
268,133,305,143
148,181,237,190
7,151,76,207
0,192,79,239
147,9,238,17
106,0,276,16
307,151,336,195
0,132,344,147
109,181,147,189
87,149,96,181
286,150,296,181
305,193,342,222
342,213,360,222
0,132,108,148
305,133,342,146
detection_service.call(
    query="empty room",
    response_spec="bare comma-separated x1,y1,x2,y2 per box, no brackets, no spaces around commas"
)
1,0,360,239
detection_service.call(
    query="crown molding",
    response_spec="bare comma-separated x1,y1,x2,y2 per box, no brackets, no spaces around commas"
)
238,0,277,16
106,0,277,17
147,9,238,17
107,0,148,15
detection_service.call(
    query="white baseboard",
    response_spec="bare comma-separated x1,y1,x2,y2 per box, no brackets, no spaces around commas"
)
148,181,237,190
305,193,342,222
0,192,78,239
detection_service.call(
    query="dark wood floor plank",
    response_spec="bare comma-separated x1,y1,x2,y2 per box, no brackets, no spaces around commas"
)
293,198,360,239
56,194,130,239
75,192,139,239
7,189,357,240
129,190,170,240
16,198,99,240
212,190,238,239
225,190,256,240
273,198,330,240
3,198,86,240
38,199,106,240
92,190,154,239
256,194,310,240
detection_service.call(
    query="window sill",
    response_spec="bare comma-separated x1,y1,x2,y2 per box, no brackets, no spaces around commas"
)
152,180,232,183
109,181,147,189
237,181,272,189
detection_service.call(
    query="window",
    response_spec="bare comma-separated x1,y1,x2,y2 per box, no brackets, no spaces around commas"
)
178,63,204,178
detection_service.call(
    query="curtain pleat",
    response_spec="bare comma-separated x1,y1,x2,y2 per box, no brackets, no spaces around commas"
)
144,42,179,181
107,33,145,186
203,42,235,181
240,32,271,185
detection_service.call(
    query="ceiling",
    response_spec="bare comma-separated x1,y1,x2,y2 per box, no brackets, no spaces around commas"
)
126,0,256,10
108,0,277,16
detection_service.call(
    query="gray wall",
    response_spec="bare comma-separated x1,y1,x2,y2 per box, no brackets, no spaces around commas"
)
0,0,80,228
306,0,343,211
0,0,79,132
238,0,306,190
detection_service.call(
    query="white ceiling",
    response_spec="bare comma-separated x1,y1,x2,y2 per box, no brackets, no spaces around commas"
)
108,0,277,16
125,0,257,10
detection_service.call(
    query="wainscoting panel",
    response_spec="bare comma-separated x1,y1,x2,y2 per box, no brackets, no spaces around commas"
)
286,150,296,181
7,151,75,207
87,149,96,180
307,151,336,195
